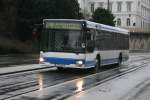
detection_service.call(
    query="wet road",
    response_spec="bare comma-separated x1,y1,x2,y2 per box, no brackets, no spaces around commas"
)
0,53,150,99
0,67,97,99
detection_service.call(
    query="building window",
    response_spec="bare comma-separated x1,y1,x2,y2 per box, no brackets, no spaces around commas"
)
99,2,104,8
127,18,131,26
138,1,140,6
117,18,121,26
91,3,95,13
143,21,145,28
117,2,122,12
126,2,132,12
109,2,113,12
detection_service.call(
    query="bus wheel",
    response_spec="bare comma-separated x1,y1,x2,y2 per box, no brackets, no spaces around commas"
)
57,67,63,71
118,54,122,67
94,56,101,73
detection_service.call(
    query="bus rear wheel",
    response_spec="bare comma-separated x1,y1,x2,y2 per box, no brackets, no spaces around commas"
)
94,55,101,73
118,54,122,67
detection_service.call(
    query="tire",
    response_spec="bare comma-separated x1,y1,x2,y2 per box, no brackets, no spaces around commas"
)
118,54,122,67
94,56,101,73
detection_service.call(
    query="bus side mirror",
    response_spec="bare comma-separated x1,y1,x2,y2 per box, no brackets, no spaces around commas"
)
87,40,95,52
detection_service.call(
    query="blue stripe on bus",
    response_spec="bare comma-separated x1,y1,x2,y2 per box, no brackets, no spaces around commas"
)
101,58,118,65
85,58,119,67
44,57,84,65
86,57,128,67
44,57,127,66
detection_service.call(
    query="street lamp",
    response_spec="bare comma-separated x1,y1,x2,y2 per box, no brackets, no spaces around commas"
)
107,0,110,10
83,0,86,17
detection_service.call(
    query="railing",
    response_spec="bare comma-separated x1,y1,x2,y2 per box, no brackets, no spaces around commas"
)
125,27,150,33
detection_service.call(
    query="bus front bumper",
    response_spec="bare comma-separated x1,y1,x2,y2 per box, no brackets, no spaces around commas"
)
40,61,95,69
39,57,95,69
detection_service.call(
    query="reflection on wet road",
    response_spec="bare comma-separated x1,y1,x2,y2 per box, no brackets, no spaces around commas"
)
38,74,43,91
76,79,84,92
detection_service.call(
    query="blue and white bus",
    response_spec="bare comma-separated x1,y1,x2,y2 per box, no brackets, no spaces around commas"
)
39,19,129,71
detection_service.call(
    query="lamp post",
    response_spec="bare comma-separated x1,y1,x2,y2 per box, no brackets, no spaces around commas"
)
107,0,110,10
83,0,86,18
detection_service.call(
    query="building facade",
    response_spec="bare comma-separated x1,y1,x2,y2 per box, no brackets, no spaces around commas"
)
78,0,150,33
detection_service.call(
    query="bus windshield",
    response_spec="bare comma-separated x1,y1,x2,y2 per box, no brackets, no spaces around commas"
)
40,29,85,53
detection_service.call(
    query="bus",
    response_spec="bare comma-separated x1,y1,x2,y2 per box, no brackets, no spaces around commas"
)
39,19,129,72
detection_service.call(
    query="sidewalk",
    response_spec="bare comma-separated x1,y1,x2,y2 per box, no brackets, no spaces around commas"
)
0,54,39,67
0,64,54,75
0,54,44,75
67,63,150,100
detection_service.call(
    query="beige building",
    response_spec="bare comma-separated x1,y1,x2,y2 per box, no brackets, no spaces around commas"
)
78,0,150,33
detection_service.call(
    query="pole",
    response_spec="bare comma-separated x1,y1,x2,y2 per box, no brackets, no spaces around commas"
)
83,0,85,18
107,0,110,10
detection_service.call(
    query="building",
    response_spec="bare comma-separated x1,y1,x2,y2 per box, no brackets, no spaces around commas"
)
78,0,150,33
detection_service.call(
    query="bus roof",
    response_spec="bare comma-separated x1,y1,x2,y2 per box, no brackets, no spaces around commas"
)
43,19,129,35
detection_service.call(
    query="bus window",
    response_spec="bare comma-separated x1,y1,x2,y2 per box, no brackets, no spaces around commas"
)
86,29,95,52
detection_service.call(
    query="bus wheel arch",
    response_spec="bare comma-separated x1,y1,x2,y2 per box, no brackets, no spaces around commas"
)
57,67,64,71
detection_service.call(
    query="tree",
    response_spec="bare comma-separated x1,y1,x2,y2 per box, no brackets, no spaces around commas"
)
0,0,18,38
0,1,4,11
16,0,83,41
92,7,115,26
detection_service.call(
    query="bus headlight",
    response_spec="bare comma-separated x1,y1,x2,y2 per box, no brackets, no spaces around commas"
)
39,57,44,62
76,61,83,65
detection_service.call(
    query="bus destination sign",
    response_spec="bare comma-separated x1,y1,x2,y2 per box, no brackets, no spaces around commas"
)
45,22,82,30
